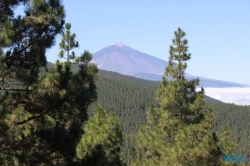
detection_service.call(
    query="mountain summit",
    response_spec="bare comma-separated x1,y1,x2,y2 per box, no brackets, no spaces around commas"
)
92,42,168,76
115,42,125,47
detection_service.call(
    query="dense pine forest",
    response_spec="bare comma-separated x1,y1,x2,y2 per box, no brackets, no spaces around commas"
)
0,1,249,165
212,103,250,164
86,69,250,165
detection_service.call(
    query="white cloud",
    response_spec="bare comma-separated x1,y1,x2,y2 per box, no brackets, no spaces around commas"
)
198,87,250,106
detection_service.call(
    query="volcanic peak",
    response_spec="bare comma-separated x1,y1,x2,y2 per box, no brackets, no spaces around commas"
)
115,42,125,47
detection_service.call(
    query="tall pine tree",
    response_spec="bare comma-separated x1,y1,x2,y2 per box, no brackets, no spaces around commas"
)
135,28,236,166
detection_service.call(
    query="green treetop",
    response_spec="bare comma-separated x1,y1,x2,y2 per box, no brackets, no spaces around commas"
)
59,22,79,62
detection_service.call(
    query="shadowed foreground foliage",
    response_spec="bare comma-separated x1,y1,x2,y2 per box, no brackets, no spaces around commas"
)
0,1,124,165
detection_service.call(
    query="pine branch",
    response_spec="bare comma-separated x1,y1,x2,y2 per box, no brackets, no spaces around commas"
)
13,96,70,125
2,30,44,62
3,41,33,61
15,109,51,125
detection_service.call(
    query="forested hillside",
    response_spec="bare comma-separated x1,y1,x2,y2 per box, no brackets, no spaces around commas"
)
212,103,250,165
88,70,222,133
86,70,248,164
4,50,247,165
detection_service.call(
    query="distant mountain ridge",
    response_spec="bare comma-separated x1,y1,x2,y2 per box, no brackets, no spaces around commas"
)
89,42,249,88
134,73,249,88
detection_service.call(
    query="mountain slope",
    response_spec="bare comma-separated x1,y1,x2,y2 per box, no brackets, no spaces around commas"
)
92,42,168,76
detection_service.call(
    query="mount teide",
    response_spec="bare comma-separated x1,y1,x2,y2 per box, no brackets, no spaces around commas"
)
90,42,249,88
92,42,168,76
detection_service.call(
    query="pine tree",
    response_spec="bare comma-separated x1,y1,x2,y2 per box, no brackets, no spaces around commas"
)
0,1,126,165
0,1,98,165
59,22,79,62
135,28,236,166
0,0,65,164
76,105,125,166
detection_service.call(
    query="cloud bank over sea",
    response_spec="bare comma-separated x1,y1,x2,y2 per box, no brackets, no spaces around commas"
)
199,87,250,106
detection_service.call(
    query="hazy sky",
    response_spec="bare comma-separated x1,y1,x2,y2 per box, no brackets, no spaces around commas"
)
15,1,250,85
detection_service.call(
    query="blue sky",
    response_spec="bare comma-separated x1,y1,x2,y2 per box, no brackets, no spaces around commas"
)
16,1,250,85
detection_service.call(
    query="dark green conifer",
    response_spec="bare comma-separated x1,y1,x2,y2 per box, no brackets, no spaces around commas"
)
135,28,236,166
76,105,125,165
